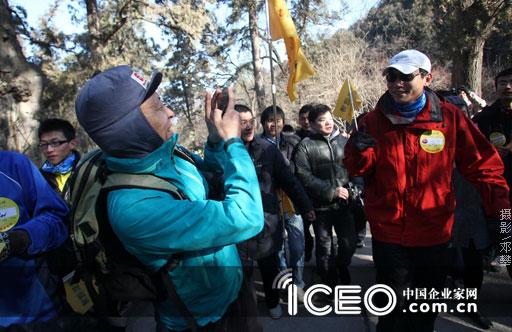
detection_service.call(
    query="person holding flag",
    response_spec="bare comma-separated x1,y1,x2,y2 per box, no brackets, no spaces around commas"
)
344,49,509,332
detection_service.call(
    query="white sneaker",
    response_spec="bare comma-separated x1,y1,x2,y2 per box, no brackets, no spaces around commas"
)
296,287,305,303
269,304,283,319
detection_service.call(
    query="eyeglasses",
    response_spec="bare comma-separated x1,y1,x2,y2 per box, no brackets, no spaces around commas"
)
38,140,69,149
241,118,255,128
385,71,421,83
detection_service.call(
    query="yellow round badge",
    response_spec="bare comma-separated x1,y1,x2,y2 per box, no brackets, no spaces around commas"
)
420,130,445,154
489,132,507,147
0,197,20,232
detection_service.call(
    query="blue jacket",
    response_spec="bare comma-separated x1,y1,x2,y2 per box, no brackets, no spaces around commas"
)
0,151,68,327
106,135,263,330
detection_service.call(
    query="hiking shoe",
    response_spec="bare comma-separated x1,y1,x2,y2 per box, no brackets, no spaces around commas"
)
312,292,334,304
269,304,283,319
468,311,493,330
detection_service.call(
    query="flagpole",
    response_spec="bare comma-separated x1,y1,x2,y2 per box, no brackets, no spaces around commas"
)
265,0,279,145
347,79,359,131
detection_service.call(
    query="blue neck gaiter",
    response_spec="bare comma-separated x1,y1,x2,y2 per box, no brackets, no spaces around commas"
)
42,152,76,174
394,91,427,119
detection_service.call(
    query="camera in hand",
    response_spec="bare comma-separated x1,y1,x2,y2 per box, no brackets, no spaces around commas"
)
218,88,229,114
347,182,364,207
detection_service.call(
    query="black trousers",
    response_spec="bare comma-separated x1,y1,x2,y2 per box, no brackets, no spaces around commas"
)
352,204,367,243
239,252,281,310
372,239,450,332
255,253,281,309
161,266,262,332
462,245,484,292
312,206,356,287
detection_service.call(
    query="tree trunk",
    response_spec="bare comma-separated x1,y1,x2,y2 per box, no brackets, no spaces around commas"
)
248,1,265,112
0,0,44,155
85,0,104,68
465,36,485,96
448,0,509,97
451,36,489,97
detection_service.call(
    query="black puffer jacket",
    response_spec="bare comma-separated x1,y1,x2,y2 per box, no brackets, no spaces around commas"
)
293,125,350,210
238,136,313,259
473,100,512,198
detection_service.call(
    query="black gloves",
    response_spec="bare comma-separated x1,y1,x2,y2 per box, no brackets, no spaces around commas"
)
351,130,376,151
0,230,30,262
9,229,31,256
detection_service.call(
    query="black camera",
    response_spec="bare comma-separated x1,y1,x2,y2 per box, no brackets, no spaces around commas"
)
218,88,229,113
347,182,364,207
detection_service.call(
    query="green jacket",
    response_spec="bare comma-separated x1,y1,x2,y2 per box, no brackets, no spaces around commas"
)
105,134,263,330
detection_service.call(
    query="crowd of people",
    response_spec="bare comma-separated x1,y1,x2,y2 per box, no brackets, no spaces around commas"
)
0,50,511,332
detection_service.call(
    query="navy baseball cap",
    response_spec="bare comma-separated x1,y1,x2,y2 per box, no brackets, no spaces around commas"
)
75,65,164,158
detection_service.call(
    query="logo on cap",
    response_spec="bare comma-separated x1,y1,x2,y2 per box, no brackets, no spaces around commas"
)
131,72,148,90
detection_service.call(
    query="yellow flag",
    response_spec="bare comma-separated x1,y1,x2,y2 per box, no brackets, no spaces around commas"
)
333,79,361,123
268,0,315,102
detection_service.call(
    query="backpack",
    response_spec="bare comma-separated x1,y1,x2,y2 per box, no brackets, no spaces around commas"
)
63,149,198,330
436,88,471,117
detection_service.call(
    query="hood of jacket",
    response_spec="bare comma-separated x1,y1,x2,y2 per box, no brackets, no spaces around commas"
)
104,133,208,201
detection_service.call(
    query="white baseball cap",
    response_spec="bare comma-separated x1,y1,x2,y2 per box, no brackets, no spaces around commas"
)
386,49,431,74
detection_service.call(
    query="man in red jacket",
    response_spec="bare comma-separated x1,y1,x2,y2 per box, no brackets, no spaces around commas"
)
344,50,510,332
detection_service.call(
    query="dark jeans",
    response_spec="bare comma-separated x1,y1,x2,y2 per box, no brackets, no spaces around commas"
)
313,207,356,287
372,239,450,332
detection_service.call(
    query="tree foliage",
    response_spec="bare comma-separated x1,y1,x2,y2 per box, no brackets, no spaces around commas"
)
352,0,512,95
8,0,509,156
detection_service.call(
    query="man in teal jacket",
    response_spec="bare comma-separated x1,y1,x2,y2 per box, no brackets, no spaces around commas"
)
75,66,264,331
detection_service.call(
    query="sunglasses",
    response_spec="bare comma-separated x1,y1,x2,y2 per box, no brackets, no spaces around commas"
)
385,71,421,83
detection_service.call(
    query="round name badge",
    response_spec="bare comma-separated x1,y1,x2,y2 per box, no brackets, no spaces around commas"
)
420,130,445,154
489,132,507,147
0,197,20,232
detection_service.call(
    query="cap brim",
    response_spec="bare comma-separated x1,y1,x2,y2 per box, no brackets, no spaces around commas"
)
143,71,163,102
386,64,418,75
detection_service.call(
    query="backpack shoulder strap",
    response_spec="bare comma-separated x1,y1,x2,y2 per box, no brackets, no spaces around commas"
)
103,173,188,200
101,172,197,330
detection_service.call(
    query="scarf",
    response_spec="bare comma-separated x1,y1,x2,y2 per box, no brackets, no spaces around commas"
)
394,91,427,119
42,152,76,174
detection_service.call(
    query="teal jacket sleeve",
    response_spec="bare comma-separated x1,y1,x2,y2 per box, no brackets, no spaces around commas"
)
107,138,263,255
191,140,227,174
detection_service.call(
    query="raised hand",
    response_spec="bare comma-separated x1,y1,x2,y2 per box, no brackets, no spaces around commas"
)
204,87,240,144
